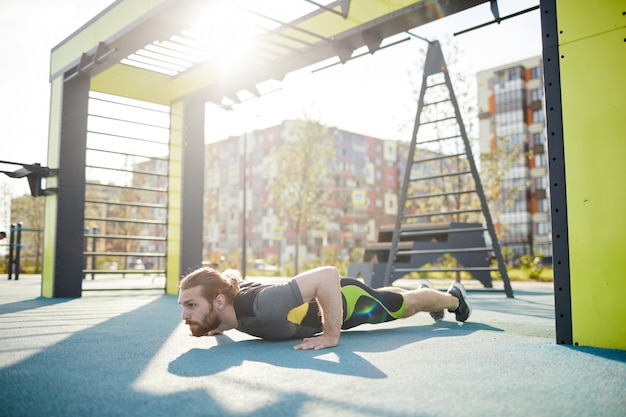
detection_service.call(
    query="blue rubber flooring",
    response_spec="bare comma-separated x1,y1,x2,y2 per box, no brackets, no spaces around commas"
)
0,275,624,417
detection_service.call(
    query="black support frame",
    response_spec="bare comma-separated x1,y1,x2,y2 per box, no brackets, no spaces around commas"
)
54,75,90,297
180,96,205,277
539,0,572,345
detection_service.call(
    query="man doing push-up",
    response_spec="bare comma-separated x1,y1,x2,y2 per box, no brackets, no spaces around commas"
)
178,266,471,350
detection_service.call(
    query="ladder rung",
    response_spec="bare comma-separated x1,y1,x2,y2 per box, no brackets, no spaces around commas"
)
407,190,477,200
397,247,492,255
410,171,472,182
403,209,482,219
426,81,446,88
419,116,456,125
416,135,461,146
423,98,451,107
414,153,465,164
399,227,487,237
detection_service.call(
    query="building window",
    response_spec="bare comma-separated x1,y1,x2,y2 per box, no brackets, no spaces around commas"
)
531,88,543,102
534,152,547,168
532,132,544,146
537,198,549,212
530,66,542,79
532,109,544,123
537,222,550,235
534,176,548,190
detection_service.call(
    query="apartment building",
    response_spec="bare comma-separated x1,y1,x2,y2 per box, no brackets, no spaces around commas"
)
203,120,404,267
477,56,552,259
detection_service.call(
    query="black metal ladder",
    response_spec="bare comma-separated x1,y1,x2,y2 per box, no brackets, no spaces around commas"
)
384,40,513,298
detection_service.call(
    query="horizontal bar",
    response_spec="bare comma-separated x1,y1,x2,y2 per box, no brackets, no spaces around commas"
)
86,147,169,161
394,267,498,273
410,170,472,182
85,182,167,193
83,287,165,293
403,208,482,219
407,189,477,200
414,153,465,164
84,234,166,241
88,114,169,134
89,94,170,115
454,5,540,37
84,216,166,225
399,227,487,237
86,164,168,177
85,199,167,209
419,116,456,126
84,251,166,257
365,242,413,250
426,81,446,88
416,134,461,146
423,98,451,107
397,247,492,255
83,269,166,274
87,130,169,148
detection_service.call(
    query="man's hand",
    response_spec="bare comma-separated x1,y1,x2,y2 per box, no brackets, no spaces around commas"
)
293,266,343,351
293,333,340,350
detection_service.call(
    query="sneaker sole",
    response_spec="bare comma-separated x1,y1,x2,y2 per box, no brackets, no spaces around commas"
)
449,282,471,322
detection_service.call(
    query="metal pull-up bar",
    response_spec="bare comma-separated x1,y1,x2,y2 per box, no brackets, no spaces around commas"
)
0,160,58,197
454,5,540,36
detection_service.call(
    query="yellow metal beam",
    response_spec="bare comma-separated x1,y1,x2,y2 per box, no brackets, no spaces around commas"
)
51,0,172,80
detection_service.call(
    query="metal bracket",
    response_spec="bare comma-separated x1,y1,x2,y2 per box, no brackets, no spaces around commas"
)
0,161,58,197
64,41,117,82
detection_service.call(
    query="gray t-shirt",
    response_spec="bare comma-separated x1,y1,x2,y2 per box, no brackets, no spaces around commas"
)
233,280,322,340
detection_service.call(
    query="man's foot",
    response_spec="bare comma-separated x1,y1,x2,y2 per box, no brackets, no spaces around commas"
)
447,282,471,322
418,280,445,321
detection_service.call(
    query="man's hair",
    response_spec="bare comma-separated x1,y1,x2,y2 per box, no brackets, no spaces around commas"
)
179,267,240,303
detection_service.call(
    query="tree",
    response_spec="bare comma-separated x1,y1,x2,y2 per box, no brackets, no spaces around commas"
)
480,134,530,241
267,118,336,274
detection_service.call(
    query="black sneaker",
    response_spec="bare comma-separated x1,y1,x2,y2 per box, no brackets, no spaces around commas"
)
447,282,471,322
418,280,445,321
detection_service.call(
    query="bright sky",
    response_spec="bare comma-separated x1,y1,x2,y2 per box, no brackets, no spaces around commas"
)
0,0,541,201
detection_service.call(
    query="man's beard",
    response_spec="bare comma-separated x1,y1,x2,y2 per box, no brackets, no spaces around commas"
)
186,306,222,337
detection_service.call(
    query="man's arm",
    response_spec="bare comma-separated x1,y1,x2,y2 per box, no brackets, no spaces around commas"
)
292,266,343,350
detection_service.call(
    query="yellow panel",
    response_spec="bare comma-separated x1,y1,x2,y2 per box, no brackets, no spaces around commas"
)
50,0,170,78
166,101,183,295
91,64,172,104
557,0,624,44
41,77,64,298
560,27,626,349
170,66,222,102
297,0,421,38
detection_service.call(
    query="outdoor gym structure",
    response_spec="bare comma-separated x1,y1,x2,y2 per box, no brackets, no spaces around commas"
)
35,0,624,350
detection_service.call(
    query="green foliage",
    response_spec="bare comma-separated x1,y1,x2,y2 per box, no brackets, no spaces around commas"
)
519,254,545,279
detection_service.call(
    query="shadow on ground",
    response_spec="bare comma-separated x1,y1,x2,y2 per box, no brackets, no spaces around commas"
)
169,321,503,379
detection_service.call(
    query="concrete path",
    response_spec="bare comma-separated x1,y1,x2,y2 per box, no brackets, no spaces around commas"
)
0,275,624,417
